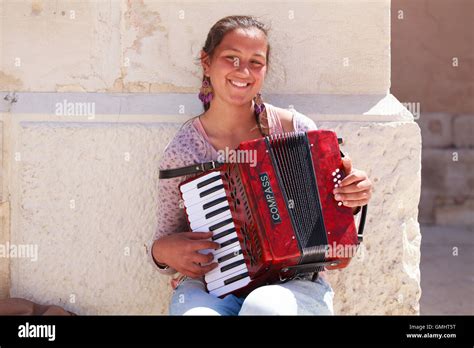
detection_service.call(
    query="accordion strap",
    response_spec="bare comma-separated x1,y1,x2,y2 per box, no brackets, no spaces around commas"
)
159,160,225,179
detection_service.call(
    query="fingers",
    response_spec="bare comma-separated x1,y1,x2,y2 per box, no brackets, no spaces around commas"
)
339,169,367,187
182,231,214,240
334,190,371,203
334,179,372,194
339,198,369,208
189,240,220,251
193,252,215,265
341,157,353,175
185,261,218,277
333,167,372,206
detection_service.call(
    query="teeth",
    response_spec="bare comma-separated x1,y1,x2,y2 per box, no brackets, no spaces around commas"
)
230,80,248,87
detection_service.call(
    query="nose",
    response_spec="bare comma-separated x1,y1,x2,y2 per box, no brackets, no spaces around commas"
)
234,60,251,75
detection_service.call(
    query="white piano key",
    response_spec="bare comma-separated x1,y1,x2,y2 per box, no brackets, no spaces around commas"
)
190,211,232,231
209,240,241,257
181,179,224,202
213,231,238,246
205,253,245,283
209,276,251,297
180,172,221,194
212,226,236,242
210,220,235,234
190,215,234,233
198,240,241,265
185,195,228,216
187,200,229,222
212,243,242,262
184,188,227,209
206,264,248,291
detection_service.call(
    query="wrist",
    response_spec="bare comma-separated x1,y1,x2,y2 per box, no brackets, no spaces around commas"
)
152,239,169,269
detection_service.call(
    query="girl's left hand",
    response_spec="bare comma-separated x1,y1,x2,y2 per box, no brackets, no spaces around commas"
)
333,157,372,212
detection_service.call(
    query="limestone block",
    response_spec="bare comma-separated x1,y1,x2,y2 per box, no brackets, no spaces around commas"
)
0,0,122,92
422,149,474,198
435,198,474,226
417,113,453,148
315,120,422,314
9,121,181,314
418,191,436,225
0,0,390,94
0,201,11,299
453,114,474,148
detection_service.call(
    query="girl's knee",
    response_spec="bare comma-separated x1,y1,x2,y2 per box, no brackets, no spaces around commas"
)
182,307,221,315
239,285,298,315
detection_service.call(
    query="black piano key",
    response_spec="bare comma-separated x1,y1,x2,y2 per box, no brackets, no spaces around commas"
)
197,174,221,189
220,259,245,273
212,227,236,241
209,218,234,231
200,184,224,198
202,196,228,210
205,206,230,219
224,271,249,286
219,237,239,248
217,249,242,263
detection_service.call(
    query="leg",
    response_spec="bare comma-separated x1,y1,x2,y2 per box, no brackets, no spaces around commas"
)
238,275,335,315
169,277,245,316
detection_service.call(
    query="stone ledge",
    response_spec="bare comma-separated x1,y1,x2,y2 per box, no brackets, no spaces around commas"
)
2,93,412,122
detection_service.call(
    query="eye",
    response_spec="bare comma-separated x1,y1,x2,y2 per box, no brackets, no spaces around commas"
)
251,61,263,65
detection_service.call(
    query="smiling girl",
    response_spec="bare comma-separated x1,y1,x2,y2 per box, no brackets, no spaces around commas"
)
150,15,372,315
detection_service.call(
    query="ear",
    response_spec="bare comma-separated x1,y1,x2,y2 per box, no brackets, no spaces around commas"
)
200,50,211,76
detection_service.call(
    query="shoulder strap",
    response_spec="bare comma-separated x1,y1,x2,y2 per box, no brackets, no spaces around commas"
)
159,160,225,179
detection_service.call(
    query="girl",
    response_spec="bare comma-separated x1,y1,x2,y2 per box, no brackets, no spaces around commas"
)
150,15,372,315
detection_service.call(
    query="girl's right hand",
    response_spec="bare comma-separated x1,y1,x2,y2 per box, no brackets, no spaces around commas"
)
152,231,219,278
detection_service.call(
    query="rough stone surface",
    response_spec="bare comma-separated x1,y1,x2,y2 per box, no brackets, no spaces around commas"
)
0,0,390,94
416,113,453,148
316,120,422,314
0,201,10,299
435,198,474,226
453,114,474,148
6,118,422,315
10,122,180,314
421,149,474,202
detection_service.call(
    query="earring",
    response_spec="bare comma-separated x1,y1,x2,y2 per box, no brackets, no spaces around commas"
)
253,92,266,115
198,76,213,104
253,92,268,136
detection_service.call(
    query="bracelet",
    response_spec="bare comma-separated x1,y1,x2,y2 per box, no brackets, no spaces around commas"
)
155,261,169,270
152,250,169,270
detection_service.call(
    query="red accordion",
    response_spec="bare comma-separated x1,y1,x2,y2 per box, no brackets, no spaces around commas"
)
174,130,366,298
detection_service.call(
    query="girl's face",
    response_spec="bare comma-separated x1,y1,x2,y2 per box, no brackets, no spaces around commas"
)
202,28,268,106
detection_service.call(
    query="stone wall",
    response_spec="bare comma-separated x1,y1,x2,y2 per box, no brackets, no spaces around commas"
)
391,0,474,226
0,0,421,314
417,113,473,226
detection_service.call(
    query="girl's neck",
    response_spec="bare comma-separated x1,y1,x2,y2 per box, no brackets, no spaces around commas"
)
200,98,258,137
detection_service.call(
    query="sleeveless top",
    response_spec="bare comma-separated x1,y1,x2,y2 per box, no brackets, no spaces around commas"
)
149,103,318,275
